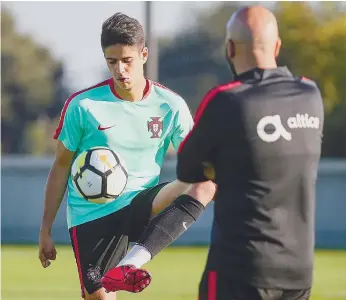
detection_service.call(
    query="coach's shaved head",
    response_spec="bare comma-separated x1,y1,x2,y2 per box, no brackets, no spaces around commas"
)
225,6,281,75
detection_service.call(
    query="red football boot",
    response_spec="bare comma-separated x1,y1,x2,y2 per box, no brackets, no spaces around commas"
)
102,265,151,293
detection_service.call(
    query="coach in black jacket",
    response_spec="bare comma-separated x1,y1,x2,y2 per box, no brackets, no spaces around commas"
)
177,6,324,300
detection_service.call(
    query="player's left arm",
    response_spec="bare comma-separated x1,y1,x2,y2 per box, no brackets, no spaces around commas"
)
177,93,227,184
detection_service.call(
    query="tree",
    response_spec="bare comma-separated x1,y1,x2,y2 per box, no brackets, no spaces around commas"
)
1,8,70,154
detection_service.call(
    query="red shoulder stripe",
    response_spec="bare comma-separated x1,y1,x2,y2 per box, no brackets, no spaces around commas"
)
178,81,242,153
53,79,110,139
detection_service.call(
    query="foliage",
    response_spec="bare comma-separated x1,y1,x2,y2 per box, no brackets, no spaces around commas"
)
1,8,69,154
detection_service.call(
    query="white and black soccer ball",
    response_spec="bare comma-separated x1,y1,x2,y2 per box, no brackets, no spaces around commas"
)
71,147,128,204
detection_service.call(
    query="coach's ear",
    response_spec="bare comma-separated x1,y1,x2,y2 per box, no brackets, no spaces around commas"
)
275,38,282,58
226,39,236,59
142,47,149,64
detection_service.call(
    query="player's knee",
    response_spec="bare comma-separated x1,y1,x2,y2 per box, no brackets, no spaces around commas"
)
186,181,216,207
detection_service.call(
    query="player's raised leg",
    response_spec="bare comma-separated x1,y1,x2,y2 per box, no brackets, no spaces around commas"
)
101,179,216,293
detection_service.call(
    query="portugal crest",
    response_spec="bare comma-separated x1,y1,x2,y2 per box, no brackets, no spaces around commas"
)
147,117,163,138
86,265,101,284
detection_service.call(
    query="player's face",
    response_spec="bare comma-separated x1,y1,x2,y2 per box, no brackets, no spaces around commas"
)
104,44,148,90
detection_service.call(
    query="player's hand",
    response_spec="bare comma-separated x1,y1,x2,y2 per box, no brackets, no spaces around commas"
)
212,183,218,201
39,232,57,268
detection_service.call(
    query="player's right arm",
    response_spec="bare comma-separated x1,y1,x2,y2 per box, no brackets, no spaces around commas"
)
39,97,83,268
39,142,74,267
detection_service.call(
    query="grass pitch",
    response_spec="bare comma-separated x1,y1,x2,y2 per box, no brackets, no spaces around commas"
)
1,245,346,300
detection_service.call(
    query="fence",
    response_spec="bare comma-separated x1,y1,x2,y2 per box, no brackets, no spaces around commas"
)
1,156,346,249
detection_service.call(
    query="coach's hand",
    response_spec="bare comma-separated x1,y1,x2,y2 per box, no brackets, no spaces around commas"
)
39,233,57,268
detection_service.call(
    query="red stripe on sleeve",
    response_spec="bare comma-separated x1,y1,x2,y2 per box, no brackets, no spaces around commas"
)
71,227,85,298
53,79,111,140
207,271,217,300
178,81,242,153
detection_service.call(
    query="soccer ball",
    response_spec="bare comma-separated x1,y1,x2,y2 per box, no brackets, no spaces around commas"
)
71,147,128,204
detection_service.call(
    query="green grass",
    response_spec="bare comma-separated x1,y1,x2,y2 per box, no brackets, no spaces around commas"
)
2,245,346,300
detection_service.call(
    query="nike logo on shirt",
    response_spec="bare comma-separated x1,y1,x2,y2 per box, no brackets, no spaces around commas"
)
98,124,116,131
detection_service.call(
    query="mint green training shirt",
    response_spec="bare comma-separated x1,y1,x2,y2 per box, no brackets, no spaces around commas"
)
54,79,193,228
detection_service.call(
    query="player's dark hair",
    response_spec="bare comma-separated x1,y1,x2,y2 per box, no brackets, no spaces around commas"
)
101,13,145,50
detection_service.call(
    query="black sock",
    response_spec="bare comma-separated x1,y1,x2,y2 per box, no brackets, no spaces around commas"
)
136,194,205,258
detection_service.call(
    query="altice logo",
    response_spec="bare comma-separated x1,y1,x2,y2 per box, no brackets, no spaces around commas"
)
257,114,320,143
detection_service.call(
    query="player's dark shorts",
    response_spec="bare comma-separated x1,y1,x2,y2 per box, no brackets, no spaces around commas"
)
199,270,311,300
69,182,168,297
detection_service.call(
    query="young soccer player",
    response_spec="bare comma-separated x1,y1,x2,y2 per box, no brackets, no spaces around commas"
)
39,12,215,300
